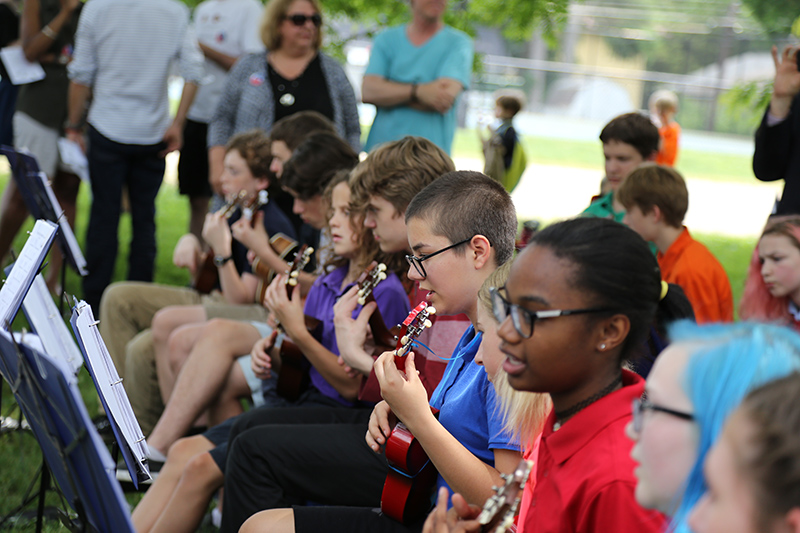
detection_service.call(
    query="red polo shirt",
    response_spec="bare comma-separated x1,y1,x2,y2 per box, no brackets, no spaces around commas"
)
519,370,666,533
657,227,734,324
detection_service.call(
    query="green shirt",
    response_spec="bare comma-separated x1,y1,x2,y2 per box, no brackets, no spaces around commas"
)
581,191,625,223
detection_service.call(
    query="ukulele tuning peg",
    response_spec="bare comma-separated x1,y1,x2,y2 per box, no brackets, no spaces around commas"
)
288,279,298,286
423,319,432,328
377,263,386,271
378,272,387,281
426,306,437,315
400,335,409,345
357,297,366,305
259,190,269,203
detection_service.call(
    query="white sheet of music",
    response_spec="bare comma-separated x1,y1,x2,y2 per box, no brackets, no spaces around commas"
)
37,172,88,276
71,301,150,480
0,219,57,329
22,274,83,375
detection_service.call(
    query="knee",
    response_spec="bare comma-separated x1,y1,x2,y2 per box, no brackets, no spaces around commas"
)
166,435,213,468
166,331,189,373
180,451,223,492
151,308,176,343
241,509,294,533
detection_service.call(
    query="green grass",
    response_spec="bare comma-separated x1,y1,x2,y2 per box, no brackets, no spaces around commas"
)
0,138,758,529
451,128,756,184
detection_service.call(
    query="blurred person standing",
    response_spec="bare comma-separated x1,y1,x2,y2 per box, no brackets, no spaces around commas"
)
361,0,473,155
66,0,204,313
0,0,81,293
180,0,264,241
754,45,800,215
208,0,360,196
0,0,20,145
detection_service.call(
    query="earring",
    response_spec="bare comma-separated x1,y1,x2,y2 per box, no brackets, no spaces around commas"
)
599,343,606,350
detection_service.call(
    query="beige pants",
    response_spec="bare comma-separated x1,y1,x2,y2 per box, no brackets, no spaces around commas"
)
99,281,268,435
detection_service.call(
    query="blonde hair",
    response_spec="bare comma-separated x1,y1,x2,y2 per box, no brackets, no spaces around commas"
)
478,261,551,449
260,0,322,51
348,136,454,216
649,89,679,114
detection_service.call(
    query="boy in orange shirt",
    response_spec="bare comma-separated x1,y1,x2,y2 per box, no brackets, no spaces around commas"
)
617,164,733,323
650,90,681,167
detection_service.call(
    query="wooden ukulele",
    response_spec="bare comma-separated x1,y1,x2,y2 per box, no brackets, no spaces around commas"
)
380,302,438,525
477,459,533,533
193,191,248,294
251,193,300,304
273,245,315,401
355,262,400,350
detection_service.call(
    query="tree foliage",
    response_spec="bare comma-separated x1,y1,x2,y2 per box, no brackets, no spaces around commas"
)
741,0,799,36
177,0,571,45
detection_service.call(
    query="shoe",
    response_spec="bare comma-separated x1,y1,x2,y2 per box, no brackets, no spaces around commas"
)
92,414,114,443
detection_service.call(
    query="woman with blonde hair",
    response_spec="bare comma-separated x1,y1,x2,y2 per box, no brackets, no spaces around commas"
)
207,0,360,194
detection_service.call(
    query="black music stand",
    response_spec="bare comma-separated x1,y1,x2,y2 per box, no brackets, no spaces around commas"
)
0,330,134,532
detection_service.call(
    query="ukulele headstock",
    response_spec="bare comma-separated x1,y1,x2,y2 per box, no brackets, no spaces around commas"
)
394,302,436,358
478,459,533,533
242,190,269,223
357,262,388,305
284,245,314,290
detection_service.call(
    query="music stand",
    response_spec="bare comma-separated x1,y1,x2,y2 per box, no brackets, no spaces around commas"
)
0,146,88,313
0,329,134,532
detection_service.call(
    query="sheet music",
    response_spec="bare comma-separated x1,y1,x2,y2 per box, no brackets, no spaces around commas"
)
0,45,46,85
56,139,90,184
36,172,88,275
0,219,57,329
70,301,150,484
22,274,83,375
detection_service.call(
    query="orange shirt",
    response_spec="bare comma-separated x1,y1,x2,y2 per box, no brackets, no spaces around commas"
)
656,121,680,167
657,227,734,323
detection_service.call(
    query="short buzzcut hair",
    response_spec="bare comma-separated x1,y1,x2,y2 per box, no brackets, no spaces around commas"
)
260,0,323,51
599,112,660,160
349,136,454,215
270,111,336,152
225,129,272,180
616,163,688,228
282,132,358,200
405,171,517,265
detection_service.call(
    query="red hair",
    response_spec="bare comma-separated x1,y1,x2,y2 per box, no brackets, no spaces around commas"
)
740,216,800,324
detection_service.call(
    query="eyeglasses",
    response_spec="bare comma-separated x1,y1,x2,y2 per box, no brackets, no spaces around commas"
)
285,13,322,27
631,397,694,434
405,237,472,278
489,287,614,339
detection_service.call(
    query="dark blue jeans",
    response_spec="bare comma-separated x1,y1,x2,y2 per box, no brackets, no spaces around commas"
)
82,126,165,312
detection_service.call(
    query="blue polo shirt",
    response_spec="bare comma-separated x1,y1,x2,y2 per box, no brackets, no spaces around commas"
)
430,325,520,495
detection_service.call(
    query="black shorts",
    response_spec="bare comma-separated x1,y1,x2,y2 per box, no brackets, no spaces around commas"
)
294,506,426,533
178,119,212,198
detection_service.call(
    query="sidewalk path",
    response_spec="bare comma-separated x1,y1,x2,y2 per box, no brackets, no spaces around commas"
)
453,157,780,238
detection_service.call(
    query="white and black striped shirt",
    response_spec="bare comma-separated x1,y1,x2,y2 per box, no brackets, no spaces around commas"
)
68,0,204,144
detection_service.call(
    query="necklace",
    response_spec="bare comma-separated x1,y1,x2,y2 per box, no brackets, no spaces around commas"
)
552,374,623,431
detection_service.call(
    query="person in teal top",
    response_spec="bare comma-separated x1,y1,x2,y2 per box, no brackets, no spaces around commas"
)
361,0,473,155
581,112,659,222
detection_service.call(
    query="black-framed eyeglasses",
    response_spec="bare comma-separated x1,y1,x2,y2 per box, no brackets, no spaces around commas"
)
631,397,694,434
285,13,322,27
489,287,614,339
405,237,472,278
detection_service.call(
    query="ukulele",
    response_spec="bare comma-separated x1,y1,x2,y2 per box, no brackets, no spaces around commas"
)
355,262,399,350
380,302,438,525
193,191,248,294
477,459,534,533
273,245,315,401
251,191,300,304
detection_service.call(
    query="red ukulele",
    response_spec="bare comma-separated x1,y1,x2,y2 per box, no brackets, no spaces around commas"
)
380,302,438,524
477,459,533,533
273,245,315,401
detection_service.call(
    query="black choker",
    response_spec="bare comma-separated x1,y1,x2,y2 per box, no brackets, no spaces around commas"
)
553,374,623,431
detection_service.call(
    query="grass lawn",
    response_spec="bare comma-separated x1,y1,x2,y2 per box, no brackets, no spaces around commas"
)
0,133,758,529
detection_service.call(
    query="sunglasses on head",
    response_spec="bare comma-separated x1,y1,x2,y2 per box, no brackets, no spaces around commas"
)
285,13,322,27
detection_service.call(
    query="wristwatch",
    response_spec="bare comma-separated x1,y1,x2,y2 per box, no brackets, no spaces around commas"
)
213,254,233,267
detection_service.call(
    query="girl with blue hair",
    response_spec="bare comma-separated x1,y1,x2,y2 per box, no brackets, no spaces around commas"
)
628,320,800,532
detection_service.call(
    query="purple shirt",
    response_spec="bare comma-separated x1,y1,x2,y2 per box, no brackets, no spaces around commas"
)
303,264,410,405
